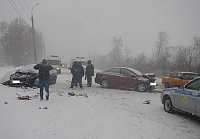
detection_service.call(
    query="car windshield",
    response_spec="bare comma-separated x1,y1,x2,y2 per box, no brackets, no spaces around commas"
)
185,78,200,90
79,61,87,66
127,68,142,75
47,60,60,65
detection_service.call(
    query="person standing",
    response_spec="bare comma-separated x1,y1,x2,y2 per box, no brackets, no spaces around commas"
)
34,59,53,100
77,62,84,88
70,61,78,88
85,60,94,87
70,61,84,88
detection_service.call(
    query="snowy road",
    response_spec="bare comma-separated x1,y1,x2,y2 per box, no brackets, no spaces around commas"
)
0,67,200,139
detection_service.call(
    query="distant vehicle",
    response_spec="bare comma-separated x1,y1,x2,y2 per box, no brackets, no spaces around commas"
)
162,71,200,88
161,77,200,117
1,64,57,88
47,55,62,74
69,57,87,71
95,67,156,92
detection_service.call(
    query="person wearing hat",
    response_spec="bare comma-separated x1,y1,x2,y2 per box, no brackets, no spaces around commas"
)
34,59,53,100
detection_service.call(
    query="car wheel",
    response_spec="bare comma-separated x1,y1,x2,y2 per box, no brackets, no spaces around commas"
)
163,96,174,113
137,83,147,92
101,80,109,88
165,83,170,88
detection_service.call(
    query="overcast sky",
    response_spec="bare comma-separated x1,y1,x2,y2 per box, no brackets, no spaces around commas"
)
1,0,200,63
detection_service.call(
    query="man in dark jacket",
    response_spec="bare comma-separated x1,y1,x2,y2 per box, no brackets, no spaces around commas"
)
70,61,84,88
85,60,94,87
34,59,53,100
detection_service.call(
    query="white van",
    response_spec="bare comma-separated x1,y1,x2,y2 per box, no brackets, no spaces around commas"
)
69,57,87,71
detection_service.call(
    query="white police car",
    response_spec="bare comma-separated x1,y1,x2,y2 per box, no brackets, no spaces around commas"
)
161,77,200,117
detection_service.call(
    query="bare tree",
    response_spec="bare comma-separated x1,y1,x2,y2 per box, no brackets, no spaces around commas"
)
108,36,124,66
154,31,171,75
193,37,200,72
0,18,44,66
132,52,147,73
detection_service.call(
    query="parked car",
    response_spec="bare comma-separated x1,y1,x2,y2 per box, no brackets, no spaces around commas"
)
161,77,200,117
95,67,156,92
1,64,57,88
162,71,200,88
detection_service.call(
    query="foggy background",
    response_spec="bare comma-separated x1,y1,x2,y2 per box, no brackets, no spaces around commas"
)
1,0,200,63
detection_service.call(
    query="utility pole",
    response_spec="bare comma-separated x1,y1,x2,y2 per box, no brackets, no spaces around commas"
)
31,3,39,63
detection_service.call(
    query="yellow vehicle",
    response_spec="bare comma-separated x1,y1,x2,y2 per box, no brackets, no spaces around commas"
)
162,71,200,88
47,55,61,74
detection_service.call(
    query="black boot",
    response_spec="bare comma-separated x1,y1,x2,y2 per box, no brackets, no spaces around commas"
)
46,95,49,100
87,83,91,87
70,86,73,88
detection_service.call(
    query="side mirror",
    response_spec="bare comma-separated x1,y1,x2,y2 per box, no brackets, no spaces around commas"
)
178,84,184,90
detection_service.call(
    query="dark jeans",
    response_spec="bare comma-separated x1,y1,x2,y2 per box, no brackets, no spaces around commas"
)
87,75,92,86
39,79,49,99
71,76,83,88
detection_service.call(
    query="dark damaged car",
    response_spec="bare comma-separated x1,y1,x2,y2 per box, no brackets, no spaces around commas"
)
1,64,57,88
95,67,156,92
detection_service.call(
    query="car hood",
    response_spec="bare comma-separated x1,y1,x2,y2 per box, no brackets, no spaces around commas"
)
138,76,149,82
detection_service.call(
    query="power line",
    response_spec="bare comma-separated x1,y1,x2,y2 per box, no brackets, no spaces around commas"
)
8,0,25,21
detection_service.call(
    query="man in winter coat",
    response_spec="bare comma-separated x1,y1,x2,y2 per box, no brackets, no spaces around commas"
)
70,61,84,88
34,59,53,100
85,60,94,87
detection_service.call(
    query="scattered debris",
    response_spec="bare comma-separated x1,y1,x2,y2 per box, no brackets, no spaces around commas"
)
143,100,150,104
68,92,75,96
16,93,39,100
76,93,88,98
43,107,48,109
4,102,8,104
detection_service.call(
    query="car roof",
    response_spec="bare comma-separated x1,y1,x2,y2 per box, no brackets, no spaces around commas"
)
107,67,142,75
170,71,199,74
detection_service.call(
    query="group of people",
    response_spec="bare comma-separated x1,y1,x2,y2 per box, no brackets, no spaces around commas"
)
34,59,94,101
70,60,94,88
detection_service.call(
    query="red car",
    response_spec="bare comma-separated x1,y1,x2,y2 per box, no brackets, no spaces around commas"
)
95,67,156,92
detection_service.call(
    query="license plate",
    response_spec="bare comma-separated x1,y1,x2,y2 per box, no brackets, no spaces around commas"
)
150,83,157,86
12,80,21,83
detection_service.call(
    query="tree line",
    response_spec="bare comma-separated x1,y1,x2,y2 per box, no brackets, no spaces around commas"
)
91,33,200,76
0,18,44,66
1,18,200,76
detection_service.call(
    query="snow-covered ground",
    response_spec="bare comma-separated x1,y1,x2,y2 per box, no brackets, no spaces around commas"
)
0,67,200,139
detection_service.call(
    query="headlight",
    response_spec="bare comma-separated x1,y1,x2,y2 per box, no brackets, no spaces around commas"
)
56,68,60,70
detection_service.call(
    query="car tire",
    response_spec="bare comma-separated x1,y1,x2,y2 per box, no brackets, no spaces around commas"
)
163,96,174,113
101,80,109,88
137,83,147,92
165,83,170,88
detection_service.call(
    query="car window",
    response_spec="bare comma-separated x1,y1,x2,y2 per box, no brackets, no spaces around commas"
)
185,78,200,90
177,73,182,79
121,69,133,76
106,68,120,74
183,73,200,80
171,73,178,78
